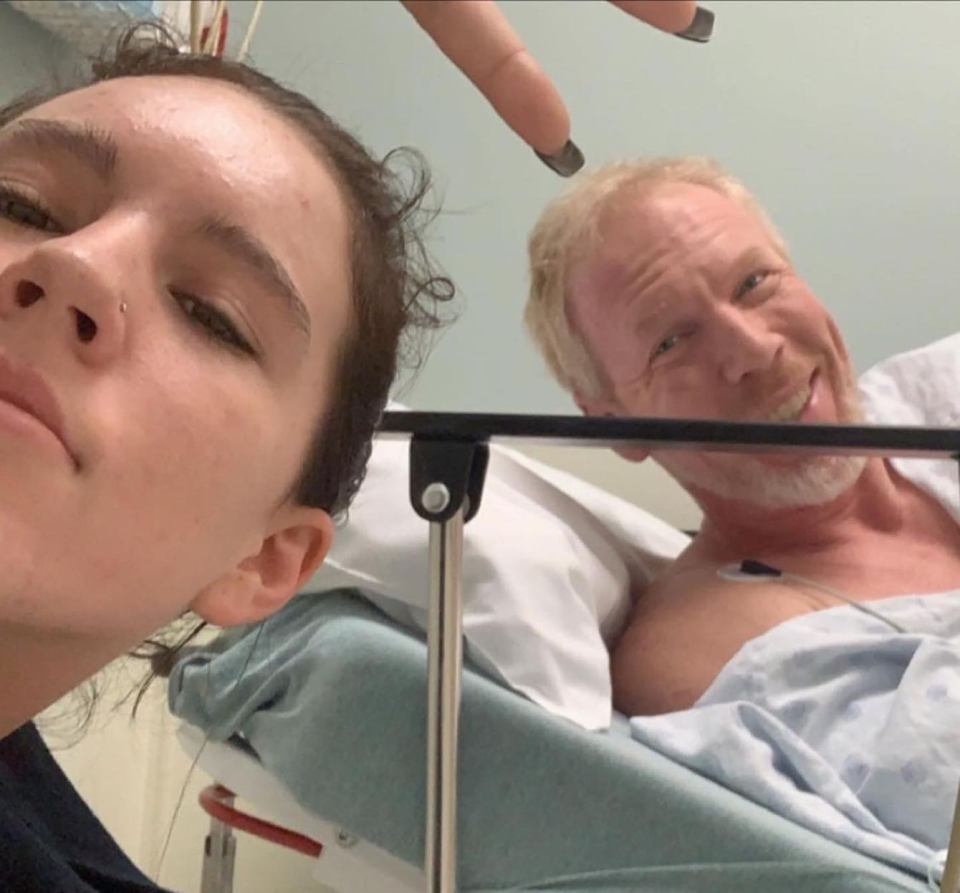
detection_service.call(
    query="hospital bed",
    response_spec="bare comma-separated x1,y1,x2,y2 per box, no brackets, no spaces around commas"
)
173,411,960,893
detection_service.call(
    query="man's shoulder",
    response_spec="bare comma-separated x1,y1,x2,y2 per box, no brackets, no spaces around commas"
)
631,560,817,641
635,562,763,622
615,564,807,714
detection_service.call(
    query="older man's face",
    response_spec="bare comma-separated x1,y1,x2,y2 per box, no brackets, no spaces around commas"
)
568,183,864,507
0,76,352,646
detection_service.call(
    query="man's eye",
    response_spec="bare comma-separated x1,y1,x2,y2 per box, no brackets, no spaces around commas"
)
0,189,61,233
173,292,256,357
652,333,682,360
737,270,770,300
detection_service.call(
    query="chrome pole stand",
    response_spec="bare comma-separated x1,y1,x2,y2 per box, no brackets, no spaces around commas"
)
943,781,960,893
409,437,489,893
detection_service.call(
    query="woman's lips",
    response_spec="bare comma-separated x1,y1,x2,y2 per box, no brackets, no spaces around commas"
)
0,351,75,466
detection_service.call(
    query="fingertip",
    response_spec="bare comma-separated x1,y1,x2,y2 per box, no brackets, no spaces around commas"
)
535,140,585,177
675,6,715,43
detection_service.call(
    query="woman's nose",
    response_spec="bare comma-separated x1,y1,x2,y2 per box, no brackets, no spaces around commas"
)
0,229,137,367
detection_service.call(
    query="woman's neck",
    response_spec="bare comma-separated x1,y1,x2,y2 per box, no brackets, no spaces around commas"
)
0,625,118,738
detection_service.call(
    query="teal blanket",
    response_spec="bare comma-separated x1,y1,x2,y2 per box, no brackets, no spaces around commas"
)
169,591,926,892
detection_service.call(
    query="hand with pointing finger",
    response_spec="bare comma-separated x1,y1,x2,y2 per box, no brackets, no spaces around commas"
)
401,1,713,175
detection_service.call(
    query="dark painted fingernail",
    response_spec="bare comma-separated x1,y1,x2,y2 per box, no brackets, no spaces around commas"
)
676,6,714,43
535,139,585,177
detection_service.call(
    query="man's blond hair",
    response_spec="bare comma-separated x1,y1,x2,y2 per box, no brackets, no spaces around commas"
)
524,157,789,399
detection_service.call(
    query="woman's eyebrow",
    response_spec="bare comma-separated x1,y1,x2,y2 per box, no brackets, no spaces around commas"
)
195,216,311,339
0,118,118,182
0,118,313,340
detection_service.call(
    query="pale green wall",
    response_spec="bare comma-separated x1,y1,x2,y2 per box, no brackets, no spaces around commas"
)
220,0,960,412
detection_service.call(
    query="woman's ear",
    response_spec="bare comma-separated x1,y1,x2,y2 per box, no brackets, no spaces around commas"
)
189,507,334,628
573,391,650,464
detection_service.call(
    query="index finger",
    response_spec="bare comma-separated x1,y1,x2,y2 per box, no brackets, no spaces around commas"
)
609,2,700,35
402,0,570,156
401,0,709,161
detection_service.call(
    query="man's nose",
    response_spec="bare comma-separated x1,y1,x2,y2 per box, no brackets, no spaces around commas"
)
714,308,785,384
0,223,140,368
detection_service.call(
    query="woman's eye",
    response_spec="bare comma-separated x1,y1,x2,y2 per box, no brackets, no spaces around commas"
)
0,189,61,233
173,292,256,357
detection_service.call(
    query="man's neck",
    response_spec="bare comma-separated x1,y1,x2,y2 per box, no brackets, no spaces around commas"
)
692,458,907,561
0,626,119,739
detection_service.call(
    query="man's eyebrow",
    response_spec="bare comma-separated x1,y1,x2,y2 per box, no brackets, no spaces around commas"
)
0,118,118,181
195,217,311,338
731,246,771,274
631,298,675,343
729,247,775,292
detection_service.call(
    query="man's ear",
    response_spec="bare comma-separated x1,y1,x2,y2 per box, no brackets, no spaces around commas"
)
189,507,334,628
573,389,650,465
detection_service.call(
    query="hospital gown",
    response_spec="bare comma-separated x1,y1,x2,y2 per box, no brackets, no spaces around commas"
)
630,591,959,882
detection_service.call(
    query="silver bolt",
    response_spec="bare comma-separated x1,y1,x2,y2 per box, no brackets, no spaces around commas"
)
336,829,357,848
421,482,450,515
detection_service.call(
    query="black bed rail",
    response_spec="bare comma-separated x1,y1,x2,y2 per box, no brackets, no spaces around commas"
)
380,411,960,459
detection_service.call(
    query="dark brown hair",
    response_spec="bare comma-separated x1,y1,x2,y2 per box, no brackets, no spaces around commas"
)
2,24,454,712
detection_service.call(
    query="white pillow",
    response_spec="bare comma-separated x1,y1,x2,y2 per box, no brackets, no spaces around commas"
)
303,416,689,730
857,332,960,523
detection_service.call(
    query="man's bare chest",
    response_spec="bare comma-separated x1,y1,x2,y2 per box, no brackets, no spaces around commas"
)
615,498,960,715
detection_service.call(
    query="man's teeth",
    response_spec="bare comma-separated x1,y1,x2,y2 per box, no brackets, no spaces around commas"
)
767,384,812,422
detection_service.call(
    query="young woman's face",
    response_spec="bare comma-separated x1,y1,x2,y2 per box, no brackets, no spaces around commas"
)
0,75,352,644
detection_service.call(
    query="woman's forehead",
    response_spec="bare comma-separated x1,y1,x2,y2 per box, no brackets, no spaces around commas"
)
24,76,331,195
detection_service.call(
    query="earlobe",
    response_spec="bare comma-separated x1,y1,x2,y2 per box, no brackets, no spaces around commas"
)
614,445,650,464
189,508,334,628
574,389,613,419
574,391,650,464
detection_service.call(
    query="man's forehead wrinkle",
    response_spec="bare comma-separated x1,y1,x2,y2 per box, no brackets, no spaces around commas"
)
577,200,697,318
611,208,726,311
